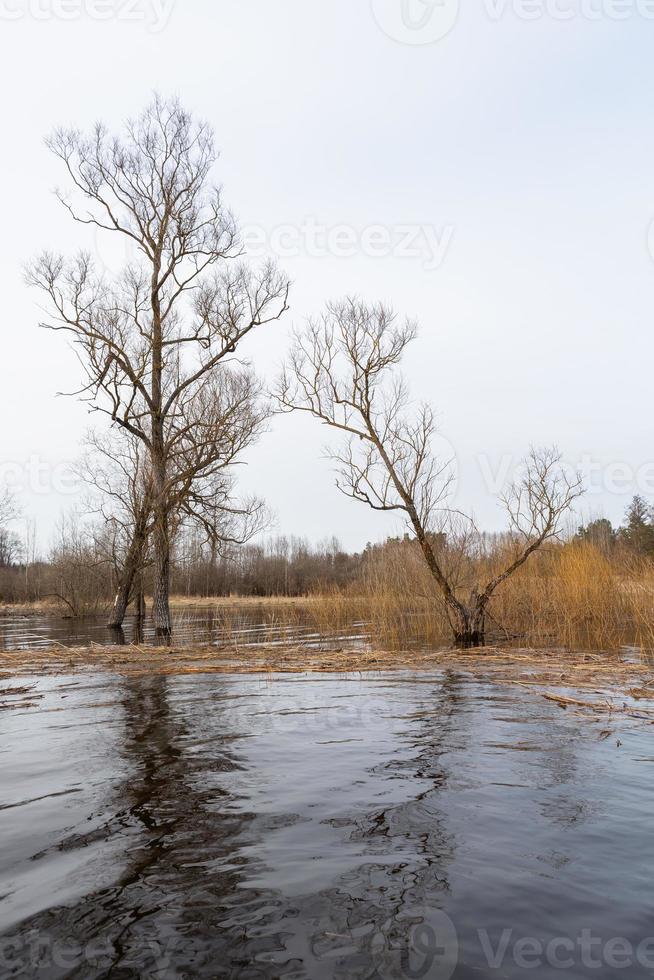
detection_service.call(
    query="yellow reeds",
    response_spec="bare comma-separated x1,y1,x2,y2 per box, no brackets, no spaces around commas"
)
302,540,654,653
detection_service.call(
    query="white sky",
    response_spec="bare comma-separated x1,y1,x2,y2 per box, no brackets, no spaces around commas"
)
2,0,654,553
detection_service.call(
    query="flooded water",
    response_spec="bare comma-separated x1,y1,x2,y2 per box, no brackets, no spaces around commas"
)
2,670,654,978
0,607,367,652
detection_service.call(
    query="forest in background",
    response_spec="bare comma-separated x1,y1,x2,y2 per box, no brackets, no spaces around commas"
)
2,497,654,651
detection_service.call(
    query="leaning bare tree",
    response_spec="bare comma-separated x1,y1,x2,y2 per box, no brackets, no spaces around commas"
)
277,299,583,645
28,96,289,634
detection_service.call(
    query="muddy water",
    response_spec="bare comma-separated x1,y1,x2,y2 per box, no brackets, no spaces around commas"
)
1,670,653,978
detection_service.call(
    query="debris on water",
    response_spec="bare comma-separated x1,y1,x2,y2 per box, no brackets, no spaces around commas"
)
0,684,42,710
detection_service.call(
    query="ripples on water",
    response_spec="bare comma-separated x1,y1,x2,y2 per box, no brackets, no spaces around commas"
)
1,670,654,978
0,607,368,652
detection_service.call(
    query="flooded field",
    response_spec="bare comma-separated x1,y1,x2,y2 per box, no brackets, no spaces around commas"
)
2,669,654,978
0,605,368,653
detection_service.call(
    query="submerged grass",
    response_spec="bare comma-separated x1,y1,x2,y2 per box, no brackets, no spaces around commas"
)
6,541,654,653
3,641,654,719
297,540,654,653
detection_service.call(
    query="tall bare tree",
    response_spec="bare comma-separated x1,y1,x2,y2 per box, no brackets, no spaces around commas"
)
81,363,270,628
28,97,289,634
277,299,583,645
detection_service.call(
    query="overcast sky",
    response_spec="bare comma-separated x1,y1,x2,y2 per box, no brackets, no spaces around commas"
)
2,0,654,552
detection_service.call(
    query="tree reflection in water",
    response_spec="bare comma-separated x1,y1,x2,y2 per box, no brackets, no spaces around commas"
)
2,670,647,980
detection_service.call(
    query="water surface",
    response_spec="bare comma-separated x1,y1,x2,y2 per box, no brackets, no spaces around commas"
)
0,605,365,652
1,670,653,978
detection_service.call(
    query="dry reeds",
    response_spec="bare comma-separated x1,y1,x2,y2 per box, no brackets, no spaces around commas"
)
298,539,654,653
5,539,654,656
4,642,654,718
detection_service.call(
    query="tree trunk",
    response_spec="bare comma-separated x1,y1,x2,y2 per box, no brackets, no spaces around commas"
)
151,457,171,638
135,572,146,620
150,248,171,639
143,271,169,640
151,420,170,636
448,594,487,647
107,512,149,629
108,580,132,631
152,505,171,637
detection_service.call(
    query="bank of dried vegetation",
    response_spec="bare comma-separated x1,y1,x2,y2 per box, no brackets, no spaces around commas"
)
337,538,654,651
2,537,654,654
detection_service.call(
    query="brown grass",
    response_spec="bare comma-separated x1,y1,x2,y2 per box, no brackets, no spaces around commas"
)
0,598,68,618
0,594,333,618
169,594,332,608
306,540,654,653
3,541,654,657
3,641,654,718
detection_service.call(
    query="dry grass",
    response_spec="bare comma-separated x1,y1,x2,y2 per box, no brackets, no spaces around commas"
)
2,641,654,717
310,540,654,653
0,598,67,618
169,594,332,608
4,541,654,658
0,594,334,618
492,544,654,649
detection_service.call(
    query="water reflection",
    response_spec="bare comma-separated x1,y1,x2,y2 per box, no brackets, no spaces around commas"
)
1,671,653,978
0,606,365,652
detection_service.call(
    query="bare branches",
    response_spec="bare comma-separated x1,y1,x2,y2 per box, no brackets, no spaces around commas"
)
483,448,584,596
30,97,290,631
502,447,583,544
277,298,452,532
168,260,289,414
46,96,238,269
164,365,270,516
0,486,17,529
278,299,584,645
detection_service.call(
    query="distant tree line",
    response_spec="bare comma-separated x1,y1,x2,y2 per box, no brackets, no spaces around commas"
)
2,498,654,619
575,496,654,557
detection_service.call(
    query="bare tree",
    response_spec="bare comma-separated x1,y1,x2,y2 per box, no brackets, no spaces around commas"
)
0,488,21,568
47,513,113,617
80,363,270,628
277,299,583,645
27,97,289,634
0,529,22,568
0,486,17,526
77,429,152,627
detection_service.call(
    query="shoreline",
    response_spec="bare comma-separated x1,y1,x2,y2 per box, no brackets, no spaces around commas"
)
0,594,355,619
2,642,654,711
